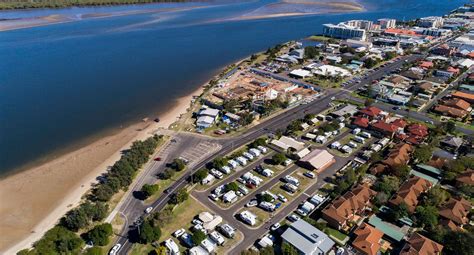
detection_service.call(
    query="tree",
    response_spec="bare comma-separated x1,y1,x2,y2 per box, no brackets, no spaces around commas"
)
212,157,228,169
191,230,207,245
272,153,287,165
388,202,409,221
375,176,400,195
260,246,275,255
304,46,320,59
282,242,298,255
443,231,474,255
249,137,267,148
226,182,239,192
392,164,410,179
84,223,113,246
138,221,161,244
413,145,433,163
172,158,186,171
141,184,159,199
169,188,188,205
424,185,450,207
261,193,274,202
33,226,84,254
364,58,378,68
415,206,438,229
459,184,474,197
193,168,209,183
61,207,89,232
159,168,175,180
444,121,456,134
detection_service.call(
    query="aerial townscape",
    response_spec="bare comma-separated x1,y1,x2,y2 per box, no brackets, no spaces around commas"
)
3,1,474,255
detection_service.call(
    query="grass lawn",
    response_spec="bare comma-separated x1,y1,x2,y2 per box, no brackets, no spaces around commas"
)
145,168,187,205
325,227,348,245
307,35,334,42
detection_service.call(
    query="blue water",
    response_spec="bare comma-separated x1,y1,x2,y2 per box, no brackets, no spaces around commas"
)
0,0,468,175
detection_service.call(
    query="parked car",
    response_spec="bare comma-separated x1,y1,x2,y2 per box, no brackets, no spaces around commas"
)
245,199,258,207
145,206,153,214
304,172,316,179
173,228,185,238
277,194,287,203
287,214,300,222
270,223,281,231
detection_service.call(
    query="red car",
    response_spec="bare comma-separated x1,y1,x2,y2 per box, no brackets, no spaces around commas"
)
154,157,162,161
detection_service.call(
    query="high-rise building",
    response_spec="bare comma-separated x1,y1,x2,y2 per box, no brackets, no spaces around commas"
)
323,23,367,41
418,16,444,28
345,20,373,30
378,18,397,29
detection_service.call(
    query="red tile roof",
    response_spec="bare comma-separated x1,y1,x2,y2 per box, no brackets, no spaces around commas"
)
392,118,408,129
439,198,472,226
452,91,474,103
456,169,474,186
352,223,384,255
353,116,370,128
359,106,382,118
400,233,443,255
371,120,399,135
389,176,431,213
407,123,429,137
419,61,434,69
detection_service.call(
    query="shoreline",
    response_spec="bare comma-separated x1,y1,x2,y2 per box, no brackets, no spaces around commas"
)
0,86,203,253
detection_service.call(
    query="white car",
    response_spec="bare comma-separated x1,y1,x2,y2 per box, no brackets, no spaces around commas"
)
246,199,258,207
109,244,122,255
145,206,153,214
287,214,300,222
277,194,287,203
173,228,185,238
270,223,281,231
304,172,316,179
209,193,219,201
192,219,203,225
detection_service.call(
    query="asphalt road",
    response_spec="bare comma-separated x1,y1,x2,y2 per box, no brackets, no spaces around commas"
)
112,53,423,254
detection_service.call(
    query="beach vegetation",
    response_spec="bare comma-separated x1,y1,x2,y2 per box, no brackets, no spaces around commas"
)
83,223,113,246
22,226,84,254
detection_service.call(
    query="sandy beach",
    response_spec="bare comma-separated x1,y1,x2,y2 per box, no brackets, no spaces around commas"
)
0,88,202,253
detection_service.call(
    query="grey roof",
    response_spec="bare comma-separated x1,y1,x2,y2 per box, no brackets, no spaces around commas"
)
281,219,335,255
331,104,358,117
441,136,464,148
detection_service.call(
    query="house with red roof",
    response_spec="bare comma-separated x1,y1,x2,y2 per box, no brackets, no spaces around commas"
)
447,66,460,75
419,61,434,69
358,106,383,119
352,116,370,128
370,120,400,137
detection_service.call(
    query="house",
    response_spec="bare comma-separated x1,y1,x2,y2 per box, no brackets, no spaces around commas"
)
196,116,216,129
456,169,474,187
322,185,377,230
433,105,469,118
289,69,312,79
370,143,413,175
406,123,429,144
359,106,383,119
352,116,370,128
399,233,443,255
281,219,335,255
440,136,464,152
419,61,434,69
439,197,472,230
370,120,401,137
389,176,432,213
441,98,472,111
351,223,384,255
430,44,455,57
271,136,306,152
298,149,335,172
452,91,474,104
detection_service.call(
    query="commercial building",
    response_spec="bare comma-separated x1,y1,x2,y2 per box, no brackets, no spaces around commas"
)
281,219,335,255
418,16,444,28
323,23,367,41
271,136,306,151
378,18,397,29
298,149,335,172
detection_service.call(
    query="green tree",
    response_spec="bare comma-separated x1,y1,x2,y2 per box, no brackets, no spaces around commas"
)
261,193,274,202
375,176,400,195
212,157,228,169
84,223,113,246
249,138,267,148
444,121,456,134
424,185,450,207
413,145,433,163
141,183,160,199
172,158,186,171
159,168,175,180
388,202,409,221
272,153,287,165
392,164,410,179
415,206,438,228
226,182,239,192
193,168,209,183
61,207,89,232
33,226,84,254
191,230,207,245
443,231,474,255
169,188,188,205
138,221,161,244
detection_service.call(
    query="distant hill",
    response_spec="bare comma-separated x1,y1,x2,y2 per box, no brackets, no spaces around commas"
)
0,0,190,10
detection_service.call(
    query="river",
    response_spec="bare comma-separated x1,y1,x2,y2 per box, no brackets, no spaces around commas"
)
0,0,468,175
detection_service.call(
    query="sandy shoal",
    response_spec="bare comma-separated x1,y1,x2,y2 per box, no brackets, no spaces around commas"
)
0,88,202,254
